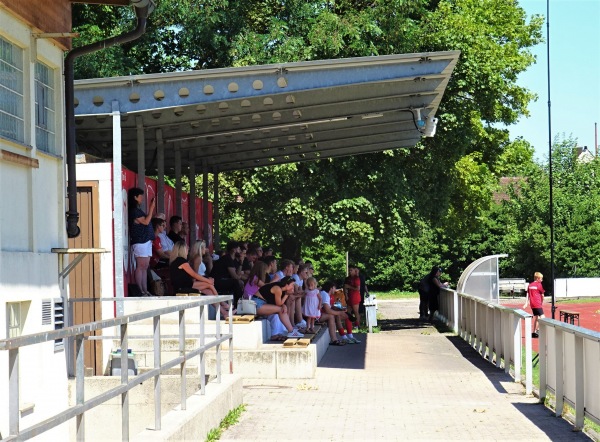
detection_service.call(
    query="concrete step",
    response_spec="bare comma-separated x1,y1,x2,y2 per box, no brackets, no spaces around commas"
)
112,325,330,379
68,373,242,442
118,317,269,349
111,300,332,379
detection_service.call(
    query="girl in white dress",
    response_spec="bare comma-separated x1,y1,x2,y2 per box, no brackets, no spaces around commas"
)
302,277,322,333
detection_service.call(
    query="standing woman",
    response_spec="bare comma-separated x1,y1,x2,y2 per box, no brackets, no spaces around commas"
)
344,265,362,328
427,266,449,322
128,187,155,296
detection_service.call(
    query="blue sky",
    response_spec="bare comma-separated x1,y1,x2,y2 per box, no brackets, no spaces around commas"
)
509,0,600,160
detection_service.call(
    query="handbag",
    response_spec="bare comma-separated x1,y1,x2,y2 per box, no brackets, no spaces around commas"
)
149,279,167,296
237,298,257,315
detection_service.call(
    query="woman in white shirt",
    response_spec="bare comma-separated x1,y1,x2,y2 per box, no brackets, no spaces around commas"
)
189,240,208,276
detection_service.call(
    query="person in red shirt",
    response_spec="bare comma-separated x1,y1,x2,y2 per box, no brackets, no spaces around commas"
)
344,265,362,328
523,271,545,338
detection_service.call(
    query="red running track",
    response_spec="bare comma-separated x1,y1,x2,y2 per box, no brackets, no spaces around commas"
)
502,300,600,353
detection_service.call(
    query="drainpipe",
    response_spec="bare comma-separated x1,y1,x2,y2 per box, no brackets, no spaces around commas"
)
64,1,153,237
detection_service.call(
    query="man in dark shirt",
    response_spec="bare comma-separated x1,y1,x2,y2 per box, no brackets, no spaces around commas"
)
211,240,244,303
167,215,185,244
242,247,259,280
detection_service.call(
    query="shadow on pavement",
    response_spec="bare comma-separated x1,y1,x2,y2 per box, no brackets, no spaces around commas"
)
317,333,368,370
378,316,430,331
439,324,593,441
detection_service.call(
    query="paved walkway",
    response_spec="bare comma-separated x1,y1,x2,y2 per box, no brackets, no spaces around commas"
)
220,299,593,441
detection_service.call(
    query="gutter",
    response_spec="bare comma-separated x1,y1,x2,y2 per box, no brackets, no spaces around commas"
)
64,0,153,237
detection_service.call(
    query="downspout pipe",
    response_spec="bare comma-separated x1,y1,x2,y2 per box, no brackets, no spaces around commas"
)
64,2,152,237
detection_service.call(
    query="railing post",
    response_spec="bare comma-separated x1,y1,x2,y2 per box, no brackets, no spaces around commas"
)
179,309,186,410
153,315,161,430
9,348,19,437
539,322,547,403
513,315,521,382
216,302,222,383
574,334,584,430
456,292,466,341
228,299,233,374
477,303,483,354
487,307,493,363
120,323,130,441
67,301,75,377
494,308,501,368
524,316,532,395
452,290,459,333
502,311,510,372
554,328,564,416
199,304,206,395
75,334,85,441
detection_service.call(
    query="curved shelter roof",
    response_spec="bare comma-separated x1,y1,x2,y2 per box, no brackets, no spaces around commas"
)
73,51,459,173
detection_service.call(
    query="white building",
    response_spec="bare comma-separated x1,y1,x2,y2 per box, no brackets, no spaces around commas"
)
0,1,144,439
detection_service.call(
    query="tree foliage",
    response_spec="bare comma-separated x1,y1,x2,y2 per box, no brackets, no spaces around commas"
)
72,0,553,289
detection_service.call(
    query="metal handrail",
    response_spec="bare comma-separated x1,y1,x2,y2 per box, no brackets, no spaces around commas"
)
1,295,233,441
539,318,600,431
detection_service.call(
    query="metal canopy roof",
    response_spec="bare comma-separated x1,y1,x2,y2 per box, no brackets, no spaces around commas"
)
73,51,459,173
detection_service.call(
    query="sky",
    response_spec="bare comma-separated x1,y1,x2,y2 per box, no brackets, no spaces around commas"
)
509,0,600,160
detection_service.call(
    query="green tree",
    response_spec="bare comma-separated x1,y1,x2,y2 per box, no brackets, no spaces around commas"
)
72,0,545,289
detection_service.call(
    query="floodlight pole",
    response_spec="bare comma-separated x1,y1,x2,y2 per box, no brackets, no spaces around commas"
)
546,0,556,319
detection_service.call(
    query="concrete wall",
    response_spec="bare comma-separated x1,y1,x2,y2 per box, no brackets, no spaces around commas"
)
0,7,69,440
555,278,600,298
67,373,243,442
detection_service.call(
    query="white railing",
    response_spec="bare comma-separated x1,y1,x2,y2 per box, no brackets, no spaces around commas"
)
438,288,533,394
539,318,600,430
0,295,233,441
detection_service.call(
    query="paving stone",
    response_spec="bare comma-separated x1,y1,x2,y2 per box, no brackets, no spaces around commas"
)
220,299,593,441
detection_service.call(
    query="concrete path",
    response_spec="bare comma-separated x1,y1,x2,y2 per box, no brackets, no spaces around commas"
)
220,299,593,441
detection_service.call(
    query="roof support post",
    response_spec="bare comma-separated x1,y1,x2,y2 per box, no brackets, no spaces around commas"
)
175,146,182,217
213,167,220,249
156,128,165,214
112,100,125,315
188,156,196,244
202,161,209,247
136,115,145,203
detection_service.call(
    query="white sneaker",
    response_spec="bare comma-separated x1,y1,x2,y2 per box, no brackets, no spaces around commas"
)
295,320,307,329
287,329,304,338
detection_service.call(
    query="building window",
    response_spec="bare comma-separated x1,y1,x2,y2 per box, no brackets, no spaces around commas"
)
7,302,25,338
35,61,56,154
0,36,24,143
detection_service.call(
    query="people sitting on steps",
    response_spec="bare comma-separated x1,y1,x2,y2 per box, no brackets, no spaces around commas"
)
320,281,360,345
167,215,185,245
169,241,231,317
253,277,304,338
210,240,245,304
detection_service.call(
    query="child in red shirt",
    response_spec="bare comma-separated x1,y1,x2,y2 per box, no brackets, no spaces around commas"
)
523,271,545,338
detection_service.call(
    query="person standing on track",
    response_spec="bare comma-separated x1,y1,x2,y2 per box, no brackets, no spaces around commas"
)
523,271,545,338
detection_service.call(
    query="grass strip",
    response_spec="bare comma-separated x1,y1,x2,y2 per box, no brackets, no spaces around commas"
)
205,404,246,441
373,290,418,300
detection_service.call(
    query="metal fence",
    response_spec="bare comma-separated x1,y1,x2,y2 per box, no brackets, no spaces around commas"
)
0,295,233,441
438,288,533,394
539,318,600,430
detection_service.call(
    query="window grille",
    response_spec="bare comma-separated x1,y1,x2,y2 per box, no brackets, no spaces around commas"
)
53,298,65,351
0,36,24,143
41,298,64,350
35,61,56,154
42,300,52,325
